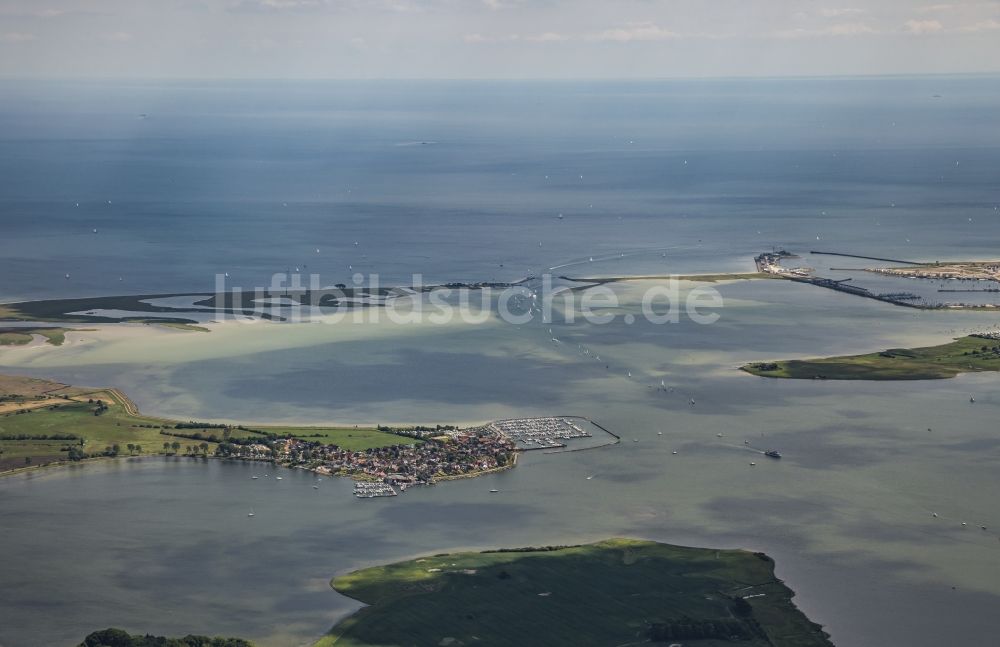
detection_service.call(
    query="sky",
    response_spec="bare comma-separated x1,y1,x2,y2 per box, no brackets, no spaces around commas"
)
1,0,999,78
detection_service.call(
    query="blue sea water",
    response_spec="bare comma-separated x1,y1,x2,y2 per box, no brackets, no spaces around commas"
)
1,77,999,301
3,78,1000,647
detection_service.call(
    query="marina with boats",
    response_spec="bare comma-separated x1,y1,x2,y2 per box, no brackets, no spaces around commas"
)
755,250,1000,309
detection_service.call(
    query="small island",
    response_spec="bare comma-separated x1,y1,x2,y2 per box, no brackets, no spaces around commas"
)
742,334,1000,380
0,326,77,346
318,538,832,647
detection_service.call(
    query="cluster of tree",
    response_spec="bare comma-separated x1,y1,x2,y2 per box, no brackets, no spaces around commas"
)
66,446,88,461
175,421,229,430
377,424,457,433
649,618,751,642
214,442,278,459
79,627,253,647
1,433,79,440
160,430,222,443
163,441,182,454
90,399,109,416
214,442,239,457
158,440,211,456
965,344,1000,356
482,545,578,554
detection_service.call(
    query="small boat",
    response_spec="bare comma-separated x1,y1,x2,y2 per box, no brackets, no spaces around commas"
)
970,395,976,403
247,509,255,517
313,485,319,489
671,450,678,455
276,476,283,480
657,431,663,436
586,475,594,480
764,450,782,459
750,462,756,466
251,476,258,480
489,489,499,493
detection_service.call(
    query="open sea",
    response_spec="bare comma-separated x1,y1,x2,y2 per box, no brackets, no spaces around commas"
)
2,77,1000,647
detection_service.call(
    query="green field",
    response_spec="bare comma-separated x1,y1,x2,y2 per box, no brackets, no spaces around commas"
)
742,335,1000,380
242,426,421,452
0,398,173,471
319,538,832,647
0,375,414,474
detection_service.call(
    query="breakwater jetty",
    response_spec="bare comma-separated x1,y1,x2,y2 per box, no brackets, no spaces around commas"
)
809,251,922,265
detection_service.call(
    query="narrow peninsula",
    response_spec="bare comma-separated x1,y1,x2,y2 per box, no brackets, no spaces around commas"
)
0,375,613,494
743,334,1000,380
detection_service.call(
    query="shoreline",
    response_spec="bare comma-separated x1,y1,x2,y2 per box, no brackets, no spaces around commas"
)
318,538,832,647
0,374,613,490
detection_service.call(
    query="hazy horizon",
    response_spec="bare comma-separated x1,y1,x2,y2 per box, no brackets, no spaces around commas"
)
2,0,999,79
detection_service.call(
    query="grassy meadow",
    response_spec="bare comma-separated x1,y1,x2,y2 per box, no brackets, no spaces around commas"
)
319,538,832,647
742,335,1000,380
0,375,413,474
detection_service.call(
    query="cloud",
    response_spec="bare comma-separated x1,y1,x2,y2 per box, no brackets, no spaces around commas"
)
904,19,944,33
525,31,569,42
463,30,569,44
102,31,135,42
819,7,867,18
229,0,327,12
481,0,526,9
955,18,1000,31
589,22,679,42
774,22,878,39
0,32,37,43
826,22,878,35
916,4,954,13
